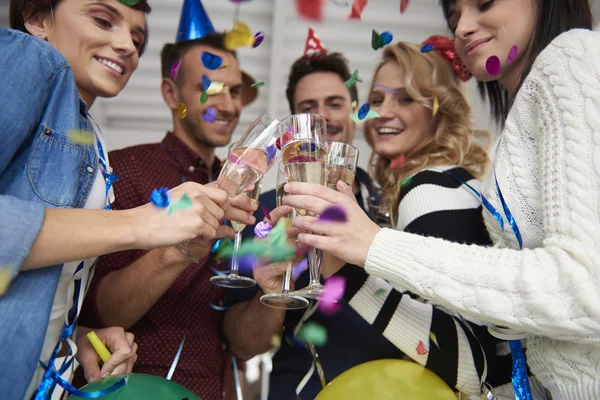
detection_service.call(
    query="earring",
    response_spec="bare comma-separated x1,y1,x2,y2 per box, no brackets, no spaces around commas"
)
176,103,187,119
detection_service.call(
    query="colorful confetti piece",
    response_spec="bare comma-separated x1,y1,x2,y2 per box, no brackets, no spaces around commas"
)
224,20,255,51
266,144,277,162
391,153,406,169
399,176,412,188
358,103,370,119
292,258,308,280
119,0,140,6
271,334,282,348
167,194,193,216
201,74,212,91
400,0,410,13
344,69,361,88
254,221,273,238
429,332,439,349
416,339,428,355
200,92,209,104
296,0,325,22
319,275,346,315
432,96,439,117
420,43,434,53
318,205,347,222
203,107,217,123
506,44,518,65
253,32,265,48
371,30,392,50
304,28,327,59
176,103,187,119
350,109,380,123
373,288,386,296
262,205,272,221
351,100,357,109
298,322,328,347
380,32,393,45
68,130,94,146
251,81,265,88
201,51,222,70
171,58,181,80
150,187,171,208
348,0,368,19
486,55,501,76
0,267,12,296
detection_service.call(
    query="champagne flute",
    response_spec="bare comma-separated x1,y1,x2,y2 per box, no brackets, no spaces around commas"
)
260,164,309,310
367,188,396,228
280,114,328,299
326,142,359,190
210,115,280,288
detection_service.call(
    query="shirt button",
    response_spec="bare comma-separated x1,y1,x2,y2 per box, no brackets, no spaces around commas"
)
86,166,94,173
188,166,195,173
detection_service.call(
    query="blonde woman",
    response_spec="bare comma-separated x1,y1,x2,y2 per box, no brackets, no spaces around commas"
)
288,37,522,396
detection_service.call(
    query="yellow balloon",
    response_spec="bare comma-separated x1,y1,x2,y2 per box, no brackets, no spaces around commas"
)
315,359,457,400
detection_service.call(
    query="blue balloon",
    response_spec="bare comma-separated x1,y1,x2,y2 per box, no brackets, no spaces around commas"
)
176,0,216,43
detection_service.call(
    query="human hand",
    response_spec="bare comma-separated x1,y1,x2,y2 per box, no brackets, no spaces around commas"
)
76,326,138,383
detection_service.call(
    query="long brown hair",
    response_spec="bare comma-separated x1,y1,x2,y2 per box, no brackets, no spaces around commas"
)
365,41,491,226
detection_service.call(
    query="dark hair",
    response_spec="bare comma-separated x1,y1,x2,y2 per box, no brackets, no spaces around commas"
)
440,0,593,124
160,32,236,84
285,52,359,114
9,0,152,55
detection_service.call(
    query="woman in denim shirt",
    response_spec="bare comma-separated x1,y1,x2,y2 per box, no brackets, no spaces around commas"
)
0,1,242,398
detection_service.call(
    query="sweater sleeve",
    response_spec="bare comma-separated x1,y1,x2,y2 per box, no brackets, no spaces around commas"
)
364,30,600,344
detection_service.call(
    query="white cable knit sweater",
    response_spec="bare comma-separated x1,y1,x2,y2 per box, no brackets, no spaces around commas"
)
364,29,600,400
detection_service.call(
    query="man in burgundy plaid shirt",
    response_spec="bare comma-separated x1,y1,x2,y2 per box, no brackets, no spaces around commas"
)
80,33,258,399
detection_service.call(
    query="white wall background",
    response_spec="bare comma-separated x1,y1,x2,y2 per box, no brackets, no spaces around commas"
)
1,0,599,191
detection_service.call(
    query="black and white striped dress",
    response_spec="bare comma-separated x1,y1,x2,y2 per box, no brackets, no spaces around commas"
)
335,166,514,394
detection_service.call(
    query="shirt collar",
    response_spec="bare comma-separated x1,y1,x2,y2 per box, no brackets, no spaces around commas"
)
161,132,221,177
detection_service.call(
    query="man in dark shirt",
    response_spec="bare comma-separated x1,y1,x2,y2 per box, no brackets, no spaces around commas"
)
223,50,404,399
79,32,258,399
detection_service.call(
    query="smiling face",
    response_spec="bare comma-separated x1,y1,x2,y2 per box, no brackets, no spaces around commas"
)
28,0,147,107
173,45,243,150
446,0,536,92
293,71,356,144
367,62,433,160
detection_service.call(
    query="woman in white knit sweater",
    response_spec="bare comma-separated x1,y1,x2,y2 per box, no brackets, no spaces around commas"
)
282,0,600,398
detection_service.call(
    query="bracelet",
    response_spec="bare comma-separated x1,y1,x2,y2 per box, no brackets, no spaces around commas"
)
175,242,200,264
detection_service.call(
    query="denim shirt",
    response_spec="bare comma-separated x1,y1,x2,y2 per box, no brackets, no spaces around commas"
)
0,29,99,399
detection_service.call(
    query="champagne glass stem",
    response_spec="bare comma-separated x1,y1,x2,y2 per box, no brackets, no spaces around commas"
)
281,261,293,293
230,230,242,277
308,247,322,286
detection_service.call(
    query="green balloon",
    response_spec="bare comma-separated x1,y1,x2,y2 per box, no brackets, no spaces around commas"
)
68,373,201,400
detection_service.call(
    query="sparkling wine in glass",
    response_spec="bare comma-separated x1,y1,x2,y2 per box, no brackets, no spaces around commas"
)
326,142,359,190
210,115,280,289
280,114,328,299
260,164,309,310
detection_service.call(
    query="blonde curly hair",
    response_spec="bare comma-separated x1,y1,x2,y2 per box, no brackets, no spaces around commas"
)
364,41,491,226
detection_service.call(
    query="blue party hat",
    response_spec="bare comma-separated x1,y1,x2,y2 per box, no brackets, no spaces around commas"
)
176,0,216,43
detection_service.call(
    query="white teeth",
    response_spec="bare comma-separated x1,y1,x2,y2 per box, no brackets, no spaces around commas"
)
378,127,402,134
213,120,230,126
96,57,123,74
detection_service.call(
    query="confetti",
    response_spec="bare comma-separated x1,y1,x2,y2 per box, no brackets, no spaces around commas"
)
358,103,370,119
253,32,265,48
176,103,187,119
271,334,282,348
371,30,392,50
251,81,265,88
350,109,379,123
304,28,327,59
351,100,357,109
429,332,439,349
348,0,368,19
224,20,255,51
200,92,209,104
399,176,412,188
344,69,361,88
150,187,170,208
416,340,428,355
391,153,406,169
296,0,325,22
506,44,518,65
171,58,181,80
266,143,277,162
262,205,272,221
119,0,140,6
208,82,225,96
298,322,328,347
254,221,273,238
400,0,410,13
203,107,217,123
201,51,222,70
420,43,434,53
292,258,308,280
238,254,259,273
432,96,439,117
486,55,501,76
0,267,12,296
276,131,294,149
318,205,347,222
201,74,212,91
167,194,193,216
373,288,386,296
68,130,94,146
319,275,346,315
